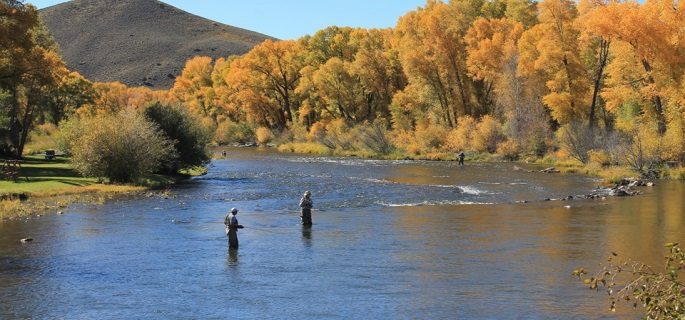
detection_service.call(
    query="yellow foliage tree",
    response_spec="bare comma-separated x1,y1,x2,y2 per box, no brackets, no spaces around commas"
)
169,56,222,123
223,39,305,130
518,0,590,125
395,0,479,128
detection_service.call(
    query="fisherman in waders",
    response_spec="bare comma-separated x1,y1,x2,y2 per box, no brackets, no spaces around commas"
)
225,207,244,248
458,151,465,166
299,191,313,225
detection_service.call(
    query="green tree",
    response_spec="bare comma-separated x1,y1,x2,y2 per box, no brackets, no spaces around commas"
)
143,101,212,174
43,71,94,125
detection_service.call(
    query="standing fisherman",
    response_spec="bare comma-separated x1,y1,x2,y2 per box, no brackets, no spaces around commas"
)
299,191,313,225
458,152,465,166
224,207,244,248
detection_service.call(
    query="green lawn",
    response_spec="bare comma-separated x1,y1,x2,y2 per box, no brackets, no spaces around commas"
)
1,155,187,199
0,155,98,195
1,155,189,219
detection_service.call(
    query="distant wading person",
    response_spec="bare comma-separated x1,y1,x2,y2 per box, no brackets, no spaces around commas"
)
224,207,244,248
299,191,313,225
458,152,465,166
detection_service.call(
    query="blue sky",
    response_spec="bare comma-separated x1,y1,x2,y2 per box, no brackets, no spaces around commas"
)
28,0,428,40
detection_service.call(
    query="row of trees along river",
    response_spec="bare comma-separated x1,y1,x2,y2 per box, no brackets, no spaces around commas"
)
2,0,685,182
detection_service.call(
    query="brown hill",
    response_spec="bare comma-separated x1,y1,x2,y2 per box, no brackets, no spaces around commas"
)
39,0,276,89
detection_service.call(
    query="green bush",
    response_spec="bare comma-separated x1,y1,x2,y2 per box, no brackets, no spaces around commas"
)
60,111,175,183
143,101,212,174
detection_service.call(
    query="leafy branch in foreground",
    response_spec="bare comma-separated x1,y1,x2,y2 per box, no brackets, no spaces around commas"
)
572,243,685,319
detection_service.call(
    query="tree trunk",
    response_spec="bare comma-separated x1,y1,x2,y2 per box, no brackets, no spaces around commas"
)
641,59,667,135
589,39,609,130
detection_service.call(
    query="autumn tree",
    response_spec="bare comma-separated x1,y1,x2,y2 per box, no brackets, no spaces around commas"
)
519,0,590,126
169,56,224,124
223,39,305,130
76,82,129,117
294,27,365,129
0,1,65,158
395,0,479,129
466,17,550,155
585,0,684,136
301,26,360,66
301,58,368,122
576,0,612,130
351,28,407,123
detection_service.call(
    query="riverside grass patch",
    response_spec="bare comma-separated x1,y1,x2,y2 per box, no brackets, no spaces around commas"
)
0,156,96,194
1,155,181,219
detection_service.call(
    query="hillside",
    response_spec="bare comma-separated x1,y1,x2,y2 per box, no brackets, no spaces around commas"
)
39,0,277,89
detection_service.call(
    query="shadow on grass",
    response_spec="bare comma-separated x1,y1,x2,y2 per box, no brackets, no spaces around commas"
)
12,178,92,187
2,156,89,187
21,167,83,179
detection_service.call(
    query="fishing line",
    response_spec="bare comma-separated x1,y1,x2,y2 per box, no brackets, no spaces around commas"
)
236,225,295,235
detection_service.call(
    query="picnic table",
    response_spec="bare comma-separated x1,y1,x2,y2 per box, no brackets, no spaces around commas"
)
45,149,56,160
1,160,22,182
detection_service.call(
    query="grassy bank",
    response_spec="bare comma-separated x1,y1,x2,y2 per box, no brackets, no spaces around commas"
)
0,155,184,220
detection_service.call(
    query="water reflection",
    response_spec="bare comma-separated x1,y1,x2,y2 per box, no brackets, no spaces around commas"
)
301,225,312,247
227,248,239,266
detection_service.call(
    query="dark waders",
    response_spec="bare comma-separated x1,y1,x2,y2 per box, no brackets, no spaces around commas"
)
227,226,239,249
301,208,312,225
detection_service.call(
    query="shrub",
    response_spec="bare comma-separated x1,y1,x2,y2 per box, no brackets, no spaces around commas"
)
274,125,307,145
497,139,520,161
473,115,506,153
445,115,477,152
574,243,685,318
307,122,327,144
215,120,255,145
63,111,175,183
556,121,594,164
277,142,331,155
415,122,448,153
310,119,355,151
143,101,212,174
588,149,612,167
255,127,275,146
391,129,420,155
354,120,395,155
618,122,662,175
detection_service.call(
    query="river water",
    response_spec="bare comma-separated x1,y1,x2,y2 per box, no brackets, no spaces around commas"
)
1,148,683,319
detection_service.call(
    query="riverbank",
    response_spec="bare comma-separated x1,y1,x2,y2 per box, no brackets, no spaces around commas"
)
0,155,193,220
277,142,685,184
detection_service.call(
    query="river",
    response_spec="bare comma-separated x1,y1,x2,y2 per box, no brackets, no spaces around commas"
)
1,147,683,319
